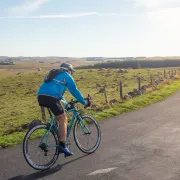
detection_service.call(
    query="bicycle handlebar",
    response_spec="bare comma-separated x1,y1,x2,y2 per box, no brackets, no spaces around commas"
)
69,98,89,104
66,95,91,111
68,94,91,105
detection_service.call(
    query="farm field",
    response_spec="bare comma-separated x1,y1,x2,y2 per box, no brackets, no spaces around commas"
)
0,64,180,147
0,61,94,77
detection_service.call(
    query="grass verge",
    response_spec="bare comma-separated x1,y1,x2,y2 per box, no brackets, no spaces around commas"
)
0,80,180,148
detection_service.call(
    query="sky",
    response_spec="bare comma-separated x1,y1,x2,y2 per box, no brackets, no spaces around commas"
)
0,0,180,57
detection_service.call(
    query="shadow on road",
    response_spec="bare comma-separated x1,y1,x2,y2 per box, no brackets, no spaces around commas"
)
8,154,88,180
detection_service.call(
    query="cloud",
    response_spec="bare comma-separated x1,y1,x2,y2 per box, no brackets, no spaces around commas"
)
132,0,180,9
0,12,137,19
132,0,161,8
8,0,49,14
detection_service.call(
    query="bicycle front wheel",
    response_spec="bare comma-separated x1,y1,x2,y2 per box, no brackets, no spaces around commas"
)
23,124,59,170
74,115,101,154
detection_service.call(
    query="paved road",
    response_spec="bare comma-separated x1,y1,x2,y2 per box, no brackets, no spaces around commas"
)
1,91,180,180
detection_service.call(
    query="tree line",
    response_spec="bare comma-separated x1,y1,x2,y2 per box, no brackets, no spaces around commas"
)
76,60,180,69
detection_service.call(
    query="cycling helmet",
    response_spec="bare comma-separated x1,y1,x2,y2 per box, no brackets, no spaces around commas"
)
60,63,75,73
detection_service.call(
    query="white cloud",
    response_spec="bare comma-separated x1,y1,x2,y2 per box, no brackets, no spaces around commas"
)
8,0,49,14
0,12,138,19
132,0,180,9
133,0,162,8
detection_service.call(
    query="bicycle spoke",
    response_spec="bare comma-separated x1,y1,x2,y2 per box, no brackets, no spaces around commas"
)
38,150,41,165
29,142,39,146
86,137,90,149
28,148,40,154
44,156,48,163
42,153,46,164
47,150,56,156
46,153,56,157
88,134,96,142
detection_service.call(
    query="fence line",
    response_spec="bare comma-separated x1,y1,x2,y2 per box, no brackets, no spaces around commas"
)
99,69,179,104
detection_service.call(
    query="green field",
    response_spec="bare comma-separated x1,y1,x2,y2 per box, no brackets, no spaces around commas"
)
0,67,180,148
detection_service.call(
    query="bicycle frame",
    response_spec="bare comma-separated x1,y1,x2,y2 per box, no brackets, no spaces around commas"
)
41,107,91,148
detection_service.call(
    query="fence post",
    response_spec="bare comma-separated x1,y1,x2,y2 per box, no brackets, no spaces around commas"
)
104,85,108,104
158,72,161,83
175,70,177,75
172,70,174,77
138,77,141,91
150,75,153,86
168,71,170,78
120,81,123,100
164,69,166,79
41,106,46,122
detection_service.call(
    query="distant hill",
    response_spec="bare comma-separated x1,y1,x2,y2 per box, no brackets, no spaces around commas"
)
0,56,74,63
1,56,180,64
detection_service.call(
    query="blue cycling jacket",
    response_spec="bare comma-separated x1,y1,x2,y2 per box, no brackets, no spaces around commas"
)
37,71,86,105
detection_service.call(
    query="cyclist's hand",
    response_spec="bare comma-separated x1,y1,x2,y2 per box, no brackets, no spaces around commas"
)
84,95,91,108
84,101,90,108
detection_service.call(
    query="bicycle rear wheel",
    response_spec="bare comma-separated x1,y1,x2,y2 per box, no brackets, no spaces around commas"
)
23,124,59,170
74,115,101,154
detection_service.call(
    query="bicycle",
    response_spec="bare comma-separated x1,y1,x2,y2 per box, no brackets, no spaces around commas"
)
23,95,101,170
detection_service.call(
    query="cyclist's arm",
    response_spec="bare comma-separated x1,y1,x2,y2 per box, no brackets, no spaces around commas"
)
66,74,86,105
61,96,67,104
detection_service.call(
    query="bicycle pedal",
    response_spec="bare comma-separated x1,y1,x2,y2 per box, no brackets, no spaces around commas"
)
64,154,72,158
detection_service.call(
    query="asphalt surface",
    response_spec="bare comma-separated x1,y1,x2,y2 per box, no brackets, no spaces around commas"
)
1,91,180,180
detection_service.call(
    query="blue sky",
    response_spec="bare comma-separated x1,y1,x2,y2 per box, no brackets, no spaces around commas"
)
1,0,180,57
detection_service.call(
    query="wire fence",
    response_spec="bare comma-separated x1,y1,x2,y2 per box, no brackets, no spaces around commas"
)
99,69,179,105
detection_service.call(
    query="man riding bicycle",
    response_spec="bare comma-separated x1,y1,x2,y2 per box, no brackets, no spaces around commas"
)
37,63,91,156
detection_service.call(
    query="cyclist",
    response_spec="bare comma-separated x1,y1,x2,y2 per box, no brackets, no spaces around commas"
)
37,63,91,156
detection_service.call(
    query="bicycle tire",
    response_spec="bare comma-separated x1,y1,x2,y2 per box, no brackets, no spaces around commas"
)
23,124,59,170
73,114,101,154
